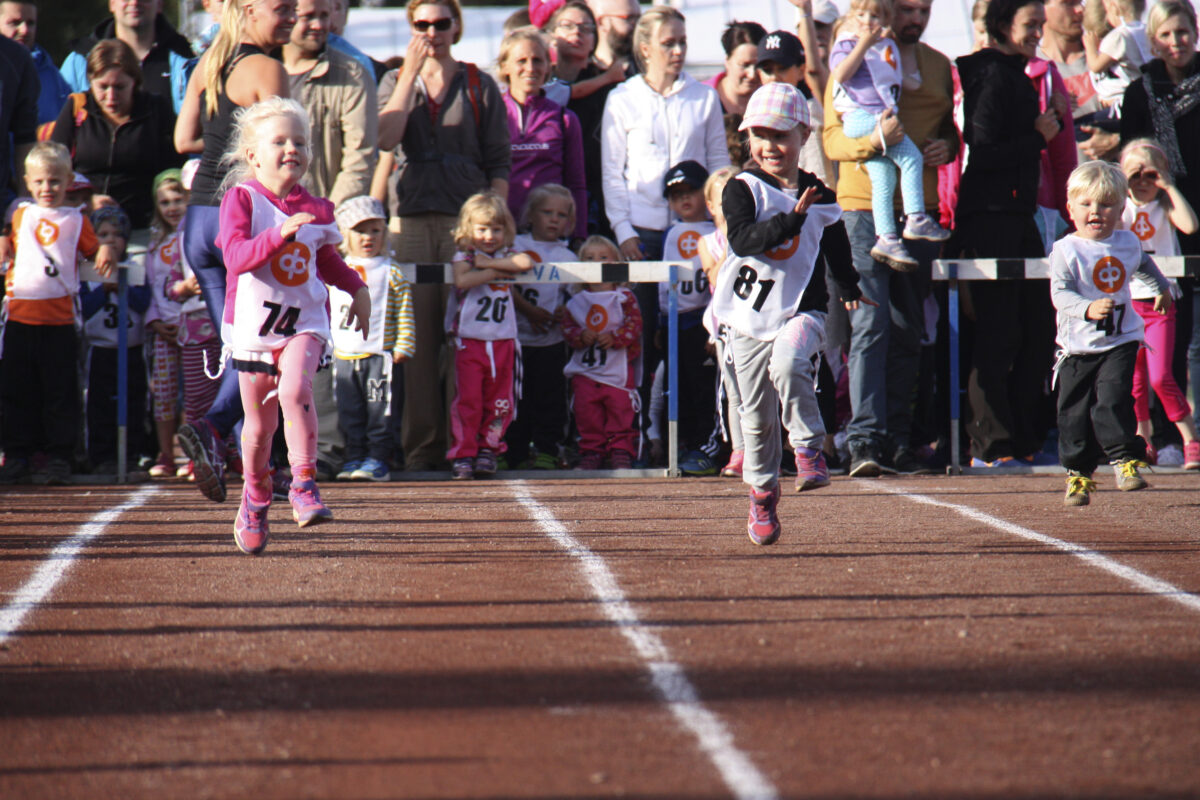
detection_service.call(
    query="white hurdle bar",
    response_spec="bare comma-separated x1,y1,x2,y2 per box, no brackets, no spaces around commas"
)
396,261,692,477
931,256,1198,475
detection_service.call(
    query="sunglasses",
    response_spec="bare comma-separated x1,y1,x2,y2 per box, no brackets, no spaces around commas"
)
413,17,453,31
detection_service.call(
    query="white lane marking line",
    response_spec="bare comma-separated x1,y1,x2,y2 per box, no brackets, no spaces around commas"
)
868,481,1200,614
512,482,778,800
0,485,160,644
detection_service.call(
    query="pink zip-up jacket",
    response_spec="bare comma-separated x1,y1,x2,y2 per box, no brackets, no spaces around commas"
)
216,178,365,325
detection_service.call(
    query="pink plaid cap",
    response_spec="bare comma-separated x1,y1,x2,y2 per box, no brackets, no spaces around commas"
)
739,83,810,132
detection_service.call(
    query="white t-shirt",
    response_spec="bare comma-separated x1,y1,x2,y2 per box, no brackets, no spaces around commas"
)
1092,21,1152,107
511,233,574,347
659,219,716,315
1121,197,1183,299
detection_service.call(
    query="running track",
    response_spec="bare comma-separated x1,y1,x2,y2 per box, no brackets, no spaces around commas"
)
1,473,1199,798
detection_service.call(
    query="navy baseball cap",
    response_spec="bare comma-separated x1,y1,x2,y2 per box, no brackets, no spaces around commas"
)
663,160,709,197
757,30,805,69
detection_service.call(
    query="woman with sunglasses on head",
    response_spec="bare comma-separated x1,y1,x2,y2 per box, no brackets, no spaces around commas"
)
376,0,511,473
170,0,298,504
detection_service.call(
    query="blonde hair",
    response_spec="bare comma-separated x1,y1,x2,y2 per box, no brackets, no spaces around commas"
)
577,234,621,261
497,27,551,85
1120,137,1173,179
1148,0,1198,39
848,0,894,23
1107,0,1146,23
703,166,737,207
1067,160,1128,205
453,192,516,250
521,183,576,233
220,97,311,192
632,6,686,73
25,141,72,175
1084,0,1112,37
203,0,252,118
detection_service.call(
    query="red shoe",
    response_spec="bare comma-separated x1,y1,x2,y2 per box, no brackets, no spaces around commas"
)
720,450,744,478
1185,440,1200,470
289,469,333,527
794,446,830,491
234,489,271,555
747,484,781,546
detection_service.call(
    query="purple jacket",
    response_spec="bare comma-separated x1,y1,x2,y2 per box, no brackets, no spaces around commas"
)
504,89,587,240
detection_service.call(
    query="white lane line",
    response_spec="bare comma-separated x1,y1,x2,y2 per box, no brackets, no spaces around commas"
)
867,481,1200,614
512,482,778,800
0,485,160,644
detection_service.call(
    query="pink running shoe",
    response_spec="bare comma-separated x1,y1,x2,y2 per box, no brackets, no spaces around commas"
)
794,446,830,491
576,451,605,470
234,490,271,555
609,449,634,469
289,472,333,527
721,450,744,478
1185,440,1200,470
747,484,781,546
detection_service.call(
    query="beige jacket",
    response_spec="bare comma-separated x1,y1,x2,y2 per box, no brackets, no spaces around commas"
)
295,46,378,209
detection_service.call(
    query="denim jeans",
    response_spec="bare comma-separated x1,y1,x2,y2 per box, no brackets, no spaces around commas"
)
843,210,933,454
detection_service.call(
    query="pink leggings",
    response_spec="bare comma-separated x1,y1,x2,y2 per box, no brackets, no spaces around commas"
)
1132,299,1190,423
239,334,321,496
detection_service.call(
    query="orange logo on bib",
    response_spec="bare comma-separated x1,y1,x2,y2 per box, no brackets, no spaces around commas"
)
523,250,543,263
883,44,897,69
765,236,799,260
351,263,368,282
677,230,701,259
1092,256,1126,294
585,303,608,331
1131,211,1156,241
160,237,179,266
270,241,311,286
34,218,59,247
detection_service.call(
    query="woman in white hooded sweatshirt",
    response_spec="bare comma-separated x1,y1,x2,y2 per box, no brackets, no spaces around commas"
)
600,5,730,263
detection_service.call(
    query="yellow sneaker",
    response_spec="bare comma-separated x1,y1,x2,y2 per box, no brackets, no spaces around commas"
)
1064,471,1095,507
1113,460,1148,492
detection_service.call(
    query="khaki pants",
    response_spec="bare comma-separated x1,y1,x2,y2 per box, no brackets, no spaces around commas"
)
389,213,457,469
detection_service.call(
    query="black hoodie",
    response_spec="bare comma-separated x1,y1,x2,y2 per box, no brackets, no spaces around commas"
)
954,47,1047,219
66,14,193,107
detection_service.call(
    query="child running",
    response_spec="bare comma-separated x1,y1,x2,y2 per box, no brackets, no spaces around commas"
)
712,82,866,545
563,235,644,470
0,142,116,485
829,0,949,271
1051,160,1173,506
696,166,742,478
216,97,370,555
508,184,577,470
447,192,535,480
331,195,416,481
1118,140,1200,469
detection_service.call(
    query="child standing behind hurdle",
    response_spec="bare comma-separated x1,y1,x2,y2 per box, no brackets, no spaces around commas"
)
712,82,866,546
447,193,535,480
216,97,370,555
508,184,577,470
330,196,415,482
1051,160,1173,507
563,235,644,470
1118,140,1200,470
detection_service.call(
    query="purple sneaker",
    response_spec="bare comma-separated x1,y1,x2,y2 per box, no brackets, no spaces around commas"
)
474,449,497,476
451,458,475,480
176,420,227,503
902,211,951,242
234,490,271,555
794,446,830,491
869,234,919,272
288,474,333,527
747,484,781,546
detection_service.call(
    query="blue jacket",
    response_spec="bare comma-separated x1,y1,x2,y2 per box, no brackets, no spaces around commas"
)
32,46,71,125
59,14,191,113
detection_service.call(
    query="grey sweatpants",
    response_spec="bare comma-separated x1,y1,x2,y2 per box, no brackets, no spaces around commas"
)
730,311,827,492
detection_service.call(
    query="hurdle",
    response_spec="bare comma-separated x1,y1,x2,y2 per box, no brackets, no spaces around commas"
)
932,255,1200,475
397,261,692,478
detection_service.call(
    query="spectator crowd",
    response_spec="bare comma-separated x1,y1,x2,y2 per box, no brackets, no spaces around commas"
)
1,0,1198,497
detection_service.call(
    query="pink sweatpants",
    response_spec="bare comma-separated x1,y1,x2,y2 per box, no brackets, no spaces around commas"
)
571,375,638,457
239,333,322,500
1131,299,1190,423
447,337,516,459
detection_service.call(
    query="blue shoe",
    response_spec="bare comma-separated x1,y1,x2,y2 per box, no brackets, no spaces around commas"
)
337,459,363,481
351,457,390,482
679,450,717,476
